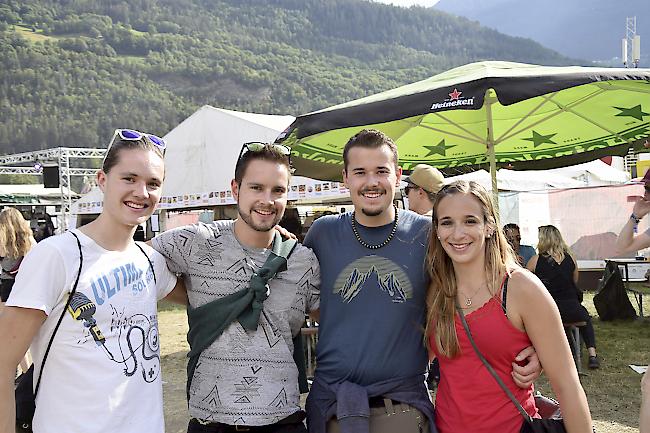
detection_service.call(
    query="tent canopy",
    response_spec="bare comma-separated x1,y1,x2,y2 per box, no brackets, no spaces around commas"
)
162,105,295,198
0,184,78,205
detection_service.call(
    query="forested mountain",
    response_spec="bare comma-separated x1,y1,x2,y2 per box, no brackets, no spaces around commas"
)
0,0,578,154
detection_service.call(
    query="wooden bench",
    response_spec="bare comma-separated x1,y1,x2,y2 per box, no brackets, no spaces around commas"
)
563,321,587,375
629,282,650,318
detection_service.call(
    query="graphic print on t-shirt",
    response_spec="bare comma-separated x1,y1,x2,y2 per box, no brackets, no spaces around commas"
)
333,255,413,303
67,261,160,383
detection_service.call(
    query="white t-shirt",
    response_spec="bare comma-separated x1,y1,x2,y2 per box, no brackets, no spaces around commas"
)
7,229,177,433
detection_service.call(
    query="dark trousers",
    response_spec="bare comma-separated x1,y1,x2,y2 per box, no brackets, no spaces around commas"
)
188,417,307,433
556,299,596,349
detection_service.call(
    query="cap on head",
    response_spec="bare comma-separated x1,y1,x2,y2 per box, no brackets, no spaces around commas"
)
403,164,444,194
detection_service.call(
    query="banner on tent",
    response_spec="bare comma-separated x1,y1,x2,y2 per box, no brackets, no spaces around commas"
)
157,179,349,209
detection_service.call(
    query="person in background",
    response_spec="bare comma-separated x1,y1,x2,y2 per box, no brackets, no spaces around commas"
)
0,129,185,433
503,223,536,267
0,208,36,308
402,164,444,217
616,168,650,255
401,164,445,388
0,207,37,374
527,225,599,369
614,169,650,432
426,180,593,433
279,207,304,242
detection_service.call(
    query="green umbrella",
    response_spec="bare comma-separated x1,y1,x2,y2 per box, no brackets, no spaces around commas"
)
279,61,650,193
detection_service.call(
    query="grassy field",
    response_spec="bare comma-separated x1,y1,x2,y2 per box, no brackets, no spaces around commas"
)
13,25,56,43
158,292,650,432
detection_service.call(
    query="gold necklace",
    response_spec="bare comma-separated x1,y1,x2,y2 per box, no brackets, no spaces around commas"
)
459,283,485,307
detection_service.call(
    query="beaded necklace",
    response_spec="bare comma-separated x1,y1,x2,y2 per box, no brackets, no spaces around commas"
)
351,205,399,250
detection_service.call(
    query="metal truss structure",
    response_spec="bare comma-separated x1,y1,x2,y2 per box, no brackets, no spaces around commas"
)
0,147,106,229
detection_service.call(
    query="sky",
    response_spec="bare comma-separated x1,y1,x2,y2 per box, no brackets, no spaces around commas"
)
373,0,441,7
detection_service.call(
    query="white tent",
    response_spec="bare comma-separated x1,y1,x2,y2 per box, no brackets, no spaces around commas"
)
158,105,349,209
0,184,78,204
544,159,630,185
70,186,103,214
444,159,629,192
445,169,584,191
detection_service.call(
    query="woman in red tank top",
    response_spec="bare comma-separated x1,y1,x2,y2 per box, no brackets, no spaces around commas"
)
424,180,593,433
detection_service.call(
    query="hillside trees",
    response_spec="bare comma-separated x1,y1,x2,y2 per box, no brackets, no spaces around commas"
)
0,0,577,154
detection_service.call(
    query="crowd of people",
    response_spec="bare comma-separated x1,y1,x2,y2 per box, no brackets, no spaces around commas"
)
0,127,648,433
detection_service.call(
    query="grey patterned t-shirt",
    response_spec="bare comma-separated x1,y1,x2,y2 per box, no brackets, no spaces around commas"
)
152,221,320,426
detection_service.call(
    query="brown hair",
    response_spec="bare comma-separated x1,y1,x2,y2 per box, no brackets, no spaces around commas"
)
342,129,398,172
234,143,291,186
424,180,519,358
0,208,35,258
102,135,164,174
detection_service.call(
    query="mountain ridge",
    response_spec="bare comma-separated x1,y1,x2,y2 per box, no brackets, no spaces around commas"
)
0,0,578,155
435,0,649,64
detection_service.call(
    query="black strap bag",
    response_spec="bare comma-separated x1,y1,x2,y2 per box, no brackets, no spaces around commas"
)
14,232,83,432
456,303,568,433
593,261,637,321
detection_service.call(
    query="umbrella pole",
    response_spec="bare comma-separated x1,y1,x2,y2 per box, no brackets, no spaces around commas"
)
485,89,499,217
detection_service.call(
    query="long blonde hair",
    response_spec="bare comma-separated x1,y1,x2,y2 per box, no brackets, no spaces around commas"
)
0,208,35,258
537,225,574,264
425,180,519,358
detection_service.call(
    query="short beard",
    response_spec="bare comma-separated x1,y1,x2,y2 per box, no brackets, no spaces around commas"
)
361,207,384,217
238,205,282,232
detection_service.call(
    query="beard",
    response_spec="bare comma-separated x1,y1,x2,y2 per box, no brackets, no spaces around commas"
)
360,206,385,217
238,204,283,232
356,187,392,218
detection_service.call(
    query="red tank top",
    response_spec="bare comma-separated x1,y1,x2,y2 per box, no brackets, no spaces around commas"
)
430,295,539,433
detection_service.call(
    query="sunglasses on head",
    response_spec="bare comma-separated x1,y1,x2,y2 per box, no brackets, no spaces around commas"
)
107,129,167,152
237,142,291,161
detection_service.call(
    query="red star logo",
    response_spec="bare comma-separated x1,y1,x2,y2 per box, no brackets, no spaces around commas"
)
448,88,462,100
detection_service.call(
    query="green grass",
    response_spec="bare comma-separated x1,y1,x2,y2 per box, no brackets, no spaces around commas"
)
534,292,650,433
158,292,649,432
13,25,55,43
158,299,186,312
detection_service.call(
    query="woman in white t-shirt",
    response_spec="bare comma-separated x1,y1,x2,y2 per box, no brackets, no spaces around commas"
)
0,130,186,433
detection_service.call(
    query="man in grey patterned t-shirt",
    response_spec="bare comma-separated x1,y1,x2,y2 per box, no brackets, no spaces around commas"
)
152,143,320,433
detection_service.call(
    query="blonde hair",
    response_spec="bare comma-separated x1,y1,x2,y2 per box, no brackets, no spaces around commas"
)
537,225,574,264
0,208,35,258
425,180,519,358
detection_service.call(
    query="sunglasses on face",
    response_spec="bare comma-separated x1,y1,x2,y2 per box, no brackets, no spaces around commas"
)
402,184,417,196
237,142,291,161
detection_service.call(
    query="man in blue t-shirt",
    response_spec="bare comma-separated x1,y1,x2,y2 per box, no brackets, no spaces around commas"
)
303,130,541,433
504,223,536,267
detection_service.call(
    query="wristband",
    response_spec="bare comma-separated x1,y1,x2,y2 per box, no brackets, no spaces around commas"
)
631,213,642,224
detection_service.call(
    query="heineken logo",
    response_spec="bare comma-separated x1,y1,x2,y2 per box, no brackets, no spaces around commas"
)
430,88,475,111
